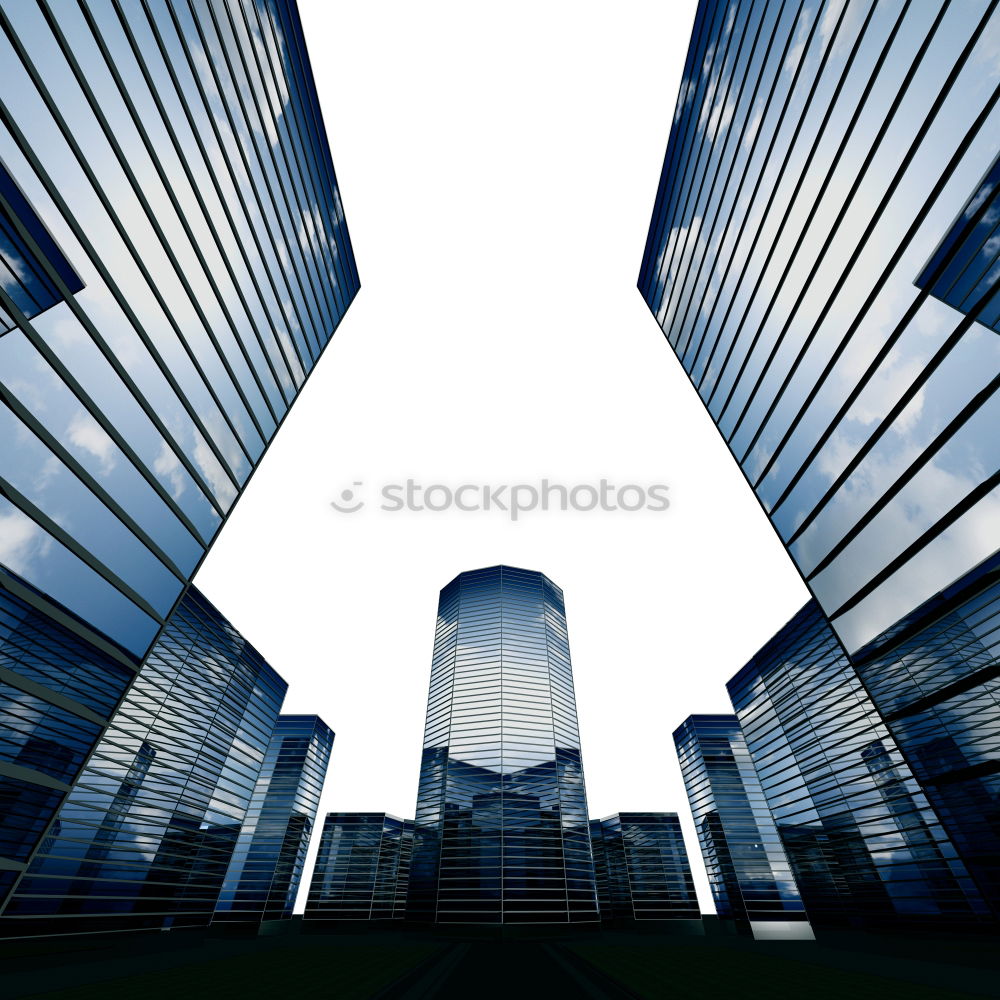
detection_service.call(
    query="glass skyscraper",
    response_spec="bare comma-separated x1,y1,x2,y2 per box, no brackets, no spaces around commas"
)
304,813,413,922
0,0,358,663
0,587,287,936
849,562,1000,915
674,715,813,939
0,587,134,904
590,813,700,923
639,0,1000,656
0,0,356,919
727,601,988,928
214,714,333,925
643,0,1000,926
407,566,599,924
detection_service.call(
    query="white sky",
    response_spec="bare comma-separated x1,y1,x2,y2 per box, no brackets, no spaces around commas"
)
195,0,810,915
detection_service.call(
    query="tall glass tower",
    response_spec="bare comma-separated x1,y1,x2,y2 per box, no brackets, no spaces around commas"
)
0,0,357,908
727,601,988,928
214,714,333,925
0,0,359,665
639,0,999,655
641,0,1000,922
407,566,599,924
674,715,813,940
0,587,287,936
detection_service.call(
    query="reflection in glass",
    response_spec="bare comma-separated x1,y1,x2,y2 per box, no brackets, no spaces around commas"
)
590,813,700,923
674,715,813,940
304,813,413,921
0,0,359,660
215,714,333,925
0,587,286,936
0,161,83,332
407,566,599,924
639,0,1000,653
728,601,990,929
0,0,356,934
851,556,1000,914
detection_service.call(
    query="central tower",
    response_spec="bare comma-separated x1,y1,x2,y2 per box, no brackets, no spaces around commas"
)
407,566,598,924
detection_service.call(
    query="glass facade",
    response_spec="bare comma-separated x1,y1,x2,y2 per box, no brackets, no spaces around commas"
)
674,715,813,939
1,160,84,333
916,152,1000,335
304,813,413,921
0,583,133,899
728,601,988,928
0,0,355,935
639,0,1000,654
590,813,700,922
0,0,359,661
850,555,1000,915
0,586,286,936
407,566,599,924
214,714,332,924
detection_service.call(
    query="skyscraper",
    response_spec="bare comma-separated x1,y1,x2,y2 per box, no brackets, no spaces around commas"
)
0,587,287,936
727,601,988,928
674,715,813,939
214,714,333,925
407,566,599,925
590,813,700,924
0,0,357,908
639,0,999,656
0,0,358,663
847,565,1000,914
642,0,1000,922
304,813,413,922
0,587,135,905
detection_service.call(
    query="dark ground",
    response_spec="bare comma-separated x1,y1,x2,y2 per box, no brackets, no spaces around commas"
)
1,920,998,999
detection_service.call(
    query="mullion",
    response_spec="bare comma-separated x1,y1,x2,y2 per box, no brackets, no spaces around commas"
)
762,83,1000,512
185,0,325,361
721,0,906,444
673,0,786,365
42,0,267,465
650,0,738,324
641,0,723,309
78,0,287,428
266,0,357,297
0,14,238,512
231,0,346,321
663,0,767,360
0,168,220,538
701,0,851,416
150,0,316,372
689,0,817,395
115,0,300,398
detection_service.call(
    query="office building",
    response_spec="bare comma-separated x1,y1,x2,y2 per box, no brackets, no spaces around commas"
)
674,715,813,939
407,566,599,924
590,813,700,923
0,0,357,895
639,0,999,656
304,813,413,921
0,587,286,936
393,815,414,921
0,0,358,662
728,600,989,927
590,818,611,918
848,563,1000,914
643,0,1000,923
214,714,333,925
0,587,135,905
